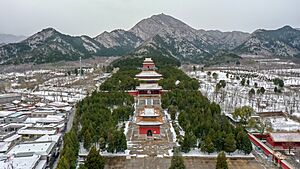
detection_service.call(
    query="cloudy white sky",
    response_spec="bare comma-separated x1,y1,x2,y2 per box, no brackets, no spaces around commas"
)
0,0,299,37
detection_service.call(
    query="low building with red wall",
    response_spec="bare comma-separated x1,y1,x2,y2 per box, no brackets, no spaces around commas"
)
266,132,300,150
248,133,298,169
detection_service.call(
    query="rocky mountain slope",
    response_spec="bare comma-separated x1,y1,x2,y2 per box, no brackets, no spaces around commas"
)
0,13,299,65
234,26,300,57
0,28,107,64
128,14,250,63
94,29,143,53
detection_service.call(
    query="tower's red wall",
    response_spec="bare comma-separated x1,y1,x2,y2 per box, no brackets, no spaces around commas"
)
139,126,160,134
143,63,155,69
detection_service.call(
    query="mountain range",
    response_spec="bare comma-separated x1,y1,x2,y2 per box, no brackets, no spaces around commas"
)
1,13,300,65
0,34,26,45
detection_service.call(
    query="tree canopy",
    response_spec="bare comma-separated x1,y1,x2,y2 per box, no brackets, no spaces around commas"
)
232,106,254,125
85,146,105,169
216,151,228,169
169,149,186,169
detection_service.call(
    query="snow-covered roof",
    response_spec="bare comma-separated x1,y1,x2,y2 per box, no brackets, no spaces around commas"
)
7,112,25,118
0,93,20,98
136,83,162,90
269,132,300,142
0,154,45,169
12,100,21,104
144,58,153,62
35,159,47,169
24,118,40,124
48,101,69,107
36,115,64,123
135,71,162,78
34,134,61,143
0,141,11,152
8,141,55,156
35,102,46,107
33,109,56,114
3,134,21,142
2,123,30,128
0,111,15,117
61,106,73,112
136,121,163,125
136,78,161,81
17,128,57,135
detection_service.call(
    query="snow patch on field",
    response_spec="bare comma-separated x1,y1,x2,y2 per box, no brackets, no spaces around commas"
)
169,122,177,143
101,150,131,156
124,121,129,136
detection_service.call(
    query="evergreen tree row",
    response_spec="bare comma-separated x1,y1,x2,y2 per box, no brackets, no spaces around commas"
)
78,91,133,151
57,105,80,169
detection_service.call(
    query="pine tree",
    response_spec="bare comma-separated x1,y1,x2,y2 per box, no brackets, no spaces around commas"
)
201,136,215,154
236,131,244,151
169,149,185,169
107,131,115,153
57,155,69,169
248,88,255,97
254,82,258,88
240,78,246,86
214,131,225,152
216,151,228,169
99,137,106,150
224,134,236,154
242,133,252,154
78,164,87,169
181,134,191,153
75,68,78,76
260,87,265,94
84,129,92,150
85,146,105,169
168,105,177,121
116,131,127,152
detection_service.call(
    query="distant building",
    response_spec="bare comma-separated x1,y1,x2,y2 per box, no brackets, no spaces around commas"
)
31,109,56,118
4,112,28,123
0,111,16,124
0,93,21,104
17,127,57,139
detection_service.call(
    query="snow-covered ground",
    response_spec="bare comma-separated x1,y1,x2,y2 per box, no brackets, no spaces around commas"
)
124,121,130,136
187,67,300,132
266,117,300,131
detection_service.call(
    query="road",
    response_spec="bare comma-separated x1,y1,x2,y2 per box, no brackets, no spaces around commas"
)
51,107,76,169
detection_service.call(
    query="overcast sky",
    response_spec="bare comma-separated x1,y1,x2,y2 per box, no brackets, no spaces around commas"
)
1,0,299,37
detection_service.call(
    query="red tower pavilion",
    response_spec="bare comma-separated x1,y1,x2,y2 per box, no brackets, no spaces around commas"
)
135,58,164,138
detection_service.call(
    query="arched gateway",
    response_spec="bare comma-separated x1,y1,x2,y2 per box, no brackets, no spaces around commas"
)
147,130,153,137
